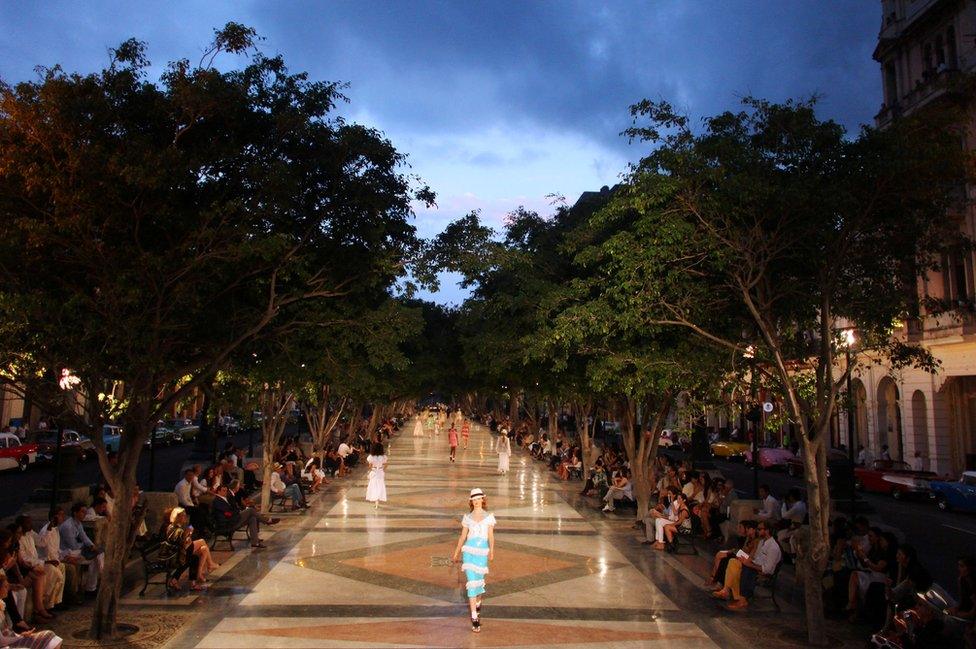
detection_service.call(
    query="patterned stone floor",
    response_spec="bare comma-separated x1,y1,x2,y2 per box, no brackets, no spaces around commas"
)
162,420,762,648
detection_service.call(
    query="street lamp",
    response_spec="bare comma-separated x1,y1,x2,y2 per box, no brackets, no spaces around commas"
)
743,346,760,498
50,368,81,519
840,328,858,514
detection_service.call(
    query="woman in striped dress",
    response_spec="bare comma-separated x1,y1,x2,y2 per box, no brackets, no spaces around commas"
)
451,488,496,633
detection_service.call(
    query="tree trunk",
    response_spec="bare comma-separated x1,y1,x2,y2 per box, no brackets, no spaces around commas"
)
798,431,831,646
508,389,519,423
89,482,134,638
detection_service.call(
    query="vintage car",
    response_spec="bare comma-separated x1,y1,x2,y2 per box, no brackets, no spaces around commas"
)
743,447,796,470
163,418,198,442
854,459,936,499
146,423,182,446
102,425,122,453
0,432,37,472
34,429,95,462
928,471,976,512
709,440,752,460
786,448,851,478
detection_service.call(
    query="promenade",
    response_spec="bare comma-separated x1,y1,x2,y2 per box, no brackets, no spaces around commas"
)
133,420,806,648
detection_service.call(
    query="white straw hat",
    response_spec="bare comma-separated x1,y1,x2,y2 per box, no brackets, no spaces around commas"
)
469,488,485,500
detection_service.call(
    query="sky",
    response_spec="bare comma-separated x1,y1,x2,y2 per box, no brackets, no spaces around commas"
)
0,1,882,304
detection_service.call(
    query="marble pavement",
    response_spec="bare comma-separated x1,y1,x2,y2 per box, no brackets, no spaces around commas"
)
163,420,747,648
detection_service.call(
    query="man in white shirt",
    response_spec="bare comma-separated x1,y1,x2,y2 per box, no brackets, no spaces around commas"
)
16,515,64,610
856,444,873,467
714,520,782,609
174,469,195,509
776,488,807,552
754,485,780,523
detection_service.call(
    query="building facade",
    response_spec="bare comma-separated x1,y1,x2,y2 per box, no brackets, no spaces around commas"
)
847,0,976,475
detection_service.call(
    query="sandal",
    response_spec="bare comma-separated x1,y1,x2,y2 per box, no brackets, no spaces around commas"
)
471,619,481,633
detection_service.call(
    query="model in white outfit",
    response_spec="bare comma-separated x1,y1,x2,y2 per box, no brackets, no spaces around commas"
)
412,418,425,437
495,434,511,474
365,448,388,507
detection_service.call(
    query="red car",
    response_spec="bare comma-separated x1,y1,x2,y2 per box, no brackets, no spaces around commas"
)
0,432,37,472
854,460,936,499
786,448,850,478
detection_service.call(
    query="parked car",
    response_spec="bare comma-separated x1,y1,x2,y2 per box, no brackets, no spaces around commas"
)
0,432,37,472
710,440,751,460
217,415,240,436
146,423,182,447
164,418,198,442
101,425,122,453
786,448,851,478
854,459,936,499
34,430,95,462
743,447,796,469
928,471,976,512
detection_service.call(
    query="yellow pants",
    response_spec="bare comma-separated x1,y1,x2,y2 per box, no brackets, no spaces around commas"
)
723,558,744,600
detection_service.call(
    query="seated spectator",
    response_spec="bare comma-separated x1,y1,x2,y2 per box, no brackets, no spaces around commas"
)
776,488,807,555
84,497,111,522
161,508,217,591
711,520,782,609
754,484,780,523
0,574,62,648
650,491,691,552
16,515,64,614
846,527,897,622
949,556,976,622
58,503,103,597
579,458,607,496
302,457,328,492
211,484,266,549
705,520,758,589
271,463,307,510
711,478,737,541
873,545,935,646
601,468,633,512
7,522,55,623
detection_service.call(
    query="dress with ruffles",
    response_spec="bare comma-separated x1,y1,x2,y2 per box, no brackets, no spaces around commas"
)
461,512,496,598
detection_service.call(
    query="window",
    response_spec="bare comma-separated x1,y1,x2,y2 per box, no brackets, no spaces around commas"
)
935,35,946,68
947,25,958,69
885,61,898,104
923,43,933,71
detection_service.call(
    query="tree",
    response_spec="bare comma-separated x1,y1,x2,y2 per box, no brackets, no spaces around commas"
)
608,96,970,645
0,24,429,638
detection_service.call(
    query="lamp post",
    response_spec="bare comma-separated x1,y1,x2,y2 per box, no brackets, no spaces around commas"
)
51,369,80,519
743,346,760,498
842,328,858,514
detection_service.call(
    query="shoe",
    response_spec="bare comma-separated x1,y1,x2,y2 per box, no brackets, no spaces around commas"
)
250,541,267,549
711,589,729,600
641,540,653,545
726,598,748,610
602,505,614,512
264,518,281,525
471,619,481,633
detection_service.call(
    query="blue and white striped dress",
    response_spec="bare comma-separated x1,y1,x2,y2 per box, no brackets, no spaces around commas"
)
461,512,496,598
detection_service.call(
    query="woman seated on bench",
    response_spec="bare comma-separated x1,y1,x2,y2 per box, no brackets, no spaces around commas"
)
163,508,219,591
651,490,691,551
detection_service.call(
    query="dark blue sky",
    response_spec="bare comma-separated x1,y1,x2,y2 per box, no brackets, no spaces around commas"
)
1,1,882,303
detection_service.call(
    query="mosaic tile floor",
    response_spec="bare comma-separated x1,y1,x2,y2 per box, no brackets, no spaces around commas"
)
167,420,731,648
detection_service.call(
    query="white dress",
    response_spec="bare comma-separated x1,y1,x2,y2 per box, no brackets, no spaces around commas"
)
496,435,511,473
412,419,424,437
365,454,388,502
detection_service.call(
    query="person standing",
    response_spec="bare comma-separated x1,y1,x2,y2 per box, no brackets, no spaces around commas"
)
365,442,388,508
495,432,511,475
452,488,496,633
461,419,471,449
412,417,425,438
448,425,459,463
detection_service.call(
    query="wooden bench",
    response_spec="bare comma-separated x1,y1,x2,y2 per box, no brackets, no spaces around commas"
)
668,526,698,555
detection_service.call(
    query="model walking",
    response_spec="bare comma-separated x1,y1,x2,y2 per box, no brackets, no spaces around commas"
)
461,419,470,449
495,432,511,474
452,488,495,633
448,425,459,462
412,417,424,438
365,442,388,508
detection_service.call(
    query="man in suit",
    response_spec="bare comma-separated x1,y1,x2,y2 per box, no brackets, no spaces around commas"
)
211,484,265,549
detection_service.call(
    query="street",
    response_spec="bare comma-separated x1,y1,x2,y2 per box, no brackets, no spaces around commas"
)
0,429,260,520
713,457,976,590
